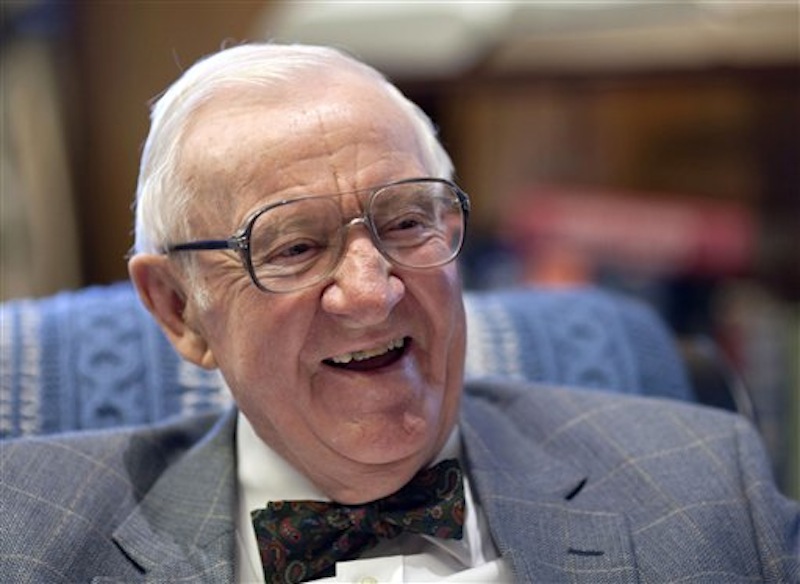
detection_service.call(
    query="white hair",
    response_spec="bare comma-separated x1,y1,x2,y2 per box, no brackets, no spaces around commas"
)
132,42,454,255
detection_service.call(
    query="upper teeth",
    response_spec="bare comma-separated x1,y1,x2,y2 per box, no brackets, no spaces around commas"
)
329,337,405,364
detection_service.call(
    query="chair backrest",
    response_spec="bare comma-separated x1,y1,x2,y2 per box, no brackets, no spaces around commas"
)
0,282,694,438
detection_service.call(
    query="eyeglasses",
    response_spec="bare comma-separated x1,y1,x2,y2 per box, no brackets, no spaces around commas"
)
164,177,470,294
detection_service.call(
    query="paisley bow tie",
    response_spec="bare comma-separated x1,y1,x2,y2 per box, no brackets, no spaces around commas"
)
251,459,465,584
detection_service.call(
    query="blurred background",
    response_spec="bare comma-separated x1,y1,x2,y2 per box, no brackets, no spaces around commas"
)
1,1,797,494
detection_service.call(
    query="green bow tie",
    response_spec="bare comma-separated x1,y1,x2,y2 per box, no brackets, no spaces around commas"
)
251,459,465,584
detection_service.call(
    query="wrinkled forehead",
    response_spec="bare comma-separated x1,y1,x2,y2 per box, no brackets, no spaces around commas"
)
185,67,420,165
183,60,395,130
175,69,429,232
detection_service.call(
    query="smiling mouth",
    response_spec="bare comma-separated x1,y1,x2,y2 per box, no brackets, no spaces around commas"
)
324,337,410,372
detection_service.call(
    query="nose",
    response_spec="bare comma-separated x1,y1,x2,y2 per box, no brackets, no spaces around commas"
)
320,232,404,326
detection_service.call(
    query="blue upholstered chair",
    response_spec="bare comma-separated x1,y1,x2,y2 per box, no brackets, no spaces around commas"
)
0,282,695,439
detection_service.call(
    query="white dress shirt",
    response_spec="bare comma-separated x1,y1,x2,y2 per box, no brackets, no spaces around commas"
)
235,413,513,583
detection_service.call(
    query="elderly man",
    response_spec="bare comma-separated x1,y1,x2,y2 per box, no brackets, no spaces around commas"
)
1,43,798,583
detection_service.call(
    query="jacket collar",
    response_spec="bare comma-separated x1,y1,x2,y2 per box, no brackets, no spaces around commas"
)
110,409,239,583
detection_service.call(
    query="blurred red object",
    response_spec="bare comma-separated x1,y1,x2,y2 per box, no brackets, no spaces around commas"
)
504,185,755,278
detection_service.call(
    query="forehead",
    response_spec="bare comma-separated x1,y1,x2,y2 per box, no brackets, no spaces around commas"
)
177,72,428,212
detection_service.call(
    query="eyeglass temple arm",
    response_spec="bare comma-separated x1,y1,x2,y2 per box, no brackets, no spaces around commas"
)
165,238,243,253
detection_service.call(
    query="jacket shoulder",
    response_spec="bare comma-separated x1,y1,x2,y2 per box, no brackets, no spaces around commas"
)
2,411,223,485
0,412,224,581
463,377,742,452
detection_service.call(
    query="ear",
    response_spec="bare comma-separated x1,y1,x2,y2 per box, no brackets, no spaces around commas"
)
128,254,217,369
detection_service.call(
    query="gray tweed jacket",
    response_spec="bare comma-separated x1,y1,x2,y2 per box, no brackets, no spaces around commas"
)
2,380,798,583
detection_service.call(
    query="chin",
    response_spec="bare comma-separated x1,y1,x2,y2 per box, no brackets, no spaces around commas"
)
340,418,441,469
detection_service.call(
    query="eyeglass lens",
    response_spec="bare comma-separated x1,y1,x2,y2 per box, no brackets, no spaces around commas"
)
246,181,465,292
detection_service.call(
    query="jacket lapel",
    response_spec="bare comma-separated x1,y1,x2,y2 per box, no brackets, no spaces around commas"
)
461,381,638,583
107,409,239,583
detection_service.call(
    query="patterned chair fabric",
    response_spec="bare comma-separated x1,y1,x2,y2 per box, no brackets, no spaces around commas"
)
0,282,694,438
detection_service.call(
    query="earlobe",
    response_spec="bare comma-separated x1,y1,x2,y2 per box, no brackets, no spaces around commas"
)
128,255,217,369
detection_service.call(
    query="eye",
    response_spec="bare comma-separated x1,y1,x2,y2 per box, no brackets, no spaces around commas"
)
379,207,437,240
393,216,425,231
275,241,317,260
254,237,327,270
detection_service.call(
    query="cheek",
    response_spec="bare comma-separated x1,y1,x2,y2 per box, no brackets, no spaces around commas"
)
203,291,312,386
409,266,466,396
439,269,467,394
444,299,466,395
212,306,311,436
421,266,465,345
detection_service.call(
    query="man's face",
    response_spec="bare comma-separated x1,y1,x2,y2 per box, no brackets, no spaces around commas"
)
175,73,466,503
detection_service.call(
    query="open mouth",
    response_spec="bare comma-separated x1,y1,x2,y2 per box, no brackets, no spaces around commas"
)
323,337,410,372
